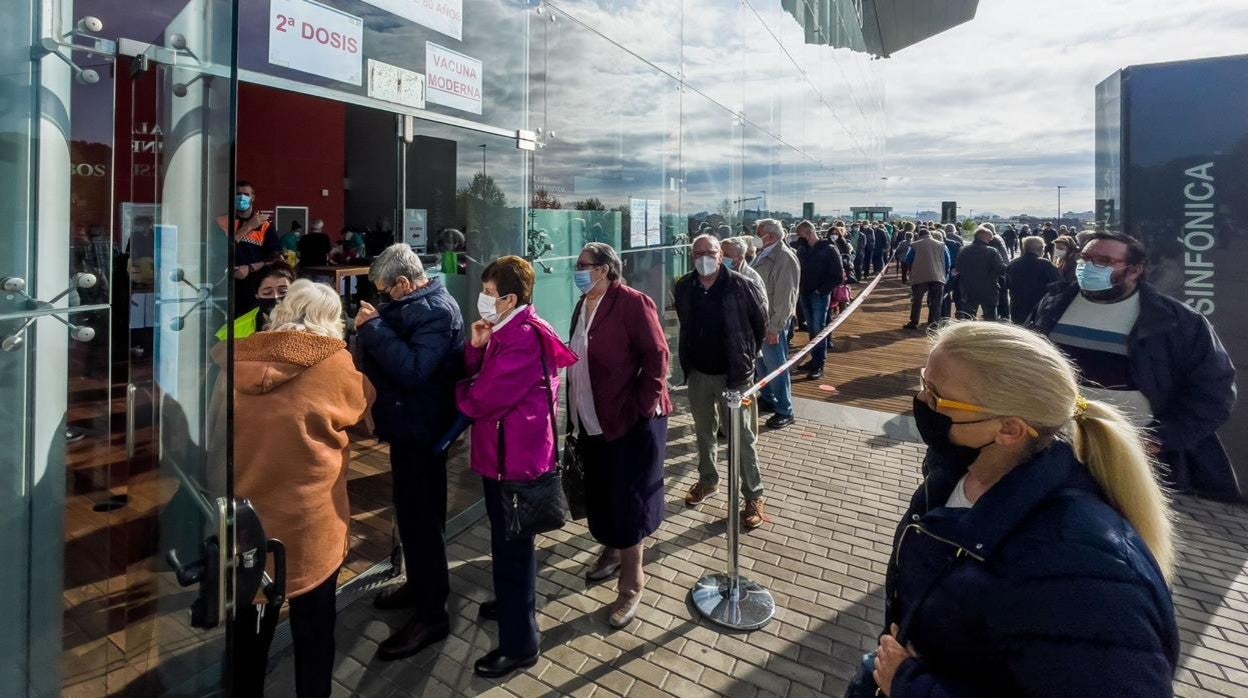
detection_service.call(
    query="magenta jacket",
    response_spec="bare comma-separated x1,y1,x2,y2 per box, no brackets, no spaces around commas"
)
456,305,579,481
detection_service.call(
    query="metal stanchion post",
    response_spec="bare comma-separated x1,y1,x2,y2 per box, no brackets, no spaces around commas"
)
690,390,776,631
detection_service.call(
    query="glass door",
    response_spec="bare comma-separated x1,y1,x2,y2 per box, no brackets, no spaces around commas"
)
0,0,242,695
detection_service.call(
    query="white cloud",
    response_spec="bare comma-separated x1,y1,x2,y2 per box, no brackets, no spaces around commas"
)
881,0,1248,216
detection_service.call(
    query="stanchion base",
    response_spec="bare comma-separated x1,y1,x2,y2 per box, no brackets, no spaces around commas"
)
691,574,775,631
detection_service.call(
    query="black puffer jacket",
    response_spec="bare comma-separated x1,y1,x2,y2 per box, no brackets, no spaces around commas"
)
794,238,845,295
877,441,1178,697
673,269,766,389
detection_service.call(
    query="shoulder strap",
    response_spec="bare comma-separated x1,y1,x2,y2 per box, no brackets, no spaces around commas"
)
533,324,559,468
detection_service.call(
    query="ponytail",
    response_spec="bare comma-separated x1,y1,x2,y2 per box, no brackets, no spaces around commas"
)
1071,399,1176,582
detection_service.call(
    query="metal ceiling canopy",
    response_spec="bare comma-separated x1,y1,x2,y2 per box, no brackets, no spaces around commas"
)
862,0,979,57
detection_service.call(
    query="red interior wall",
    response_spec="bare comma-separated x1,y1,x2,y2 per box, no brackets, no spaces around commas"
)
237,83,345,240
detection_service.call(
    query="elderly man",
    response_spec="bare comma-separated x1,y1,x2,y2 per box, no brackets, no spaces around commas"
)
355,243,466,659
1029,232,1239,500
792,220,843,380
903,227,951,329
955,225,1008,320
1006,235,1061,324
750,218,801,429
721,236,767,313
674,234,769,529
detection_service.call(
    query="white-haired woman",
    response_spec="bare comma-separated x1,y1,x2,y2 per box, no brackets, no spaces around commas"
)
849,321,1178,697
226,279,374,697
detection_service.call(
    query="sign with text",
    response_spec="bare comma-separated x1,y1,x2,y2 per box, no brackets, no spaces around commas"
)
628,199,662,248
362,0,463,41
404,209,428,250
269,0,363,85
368,59,425,108
425,42,482,115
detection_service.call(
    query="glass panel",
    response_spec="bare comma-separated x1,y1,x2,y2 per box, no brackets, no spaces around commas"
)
2,0,238,694
237,0,529,132
529,5,681,338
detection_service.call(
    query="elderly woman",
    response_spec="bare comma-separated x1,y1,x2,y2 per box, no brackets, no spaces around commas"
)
354,243,465,660
569,243,672,628
720,237,768,312
456,256,577,678
228,280,374,696
1052,234,1080,283
849,321,1177,697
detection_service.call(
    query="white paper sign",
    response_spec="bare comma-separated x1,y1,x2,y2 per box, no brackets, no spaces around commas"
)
404,209,428,250
368,59,425,108
269,0,364,85
646,199,662,246
361,0,463,40
426,42,482,115
629,198,647,248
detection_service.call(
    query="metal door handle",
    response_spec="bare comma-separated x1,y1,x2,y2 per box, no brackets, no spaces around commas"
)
125,384,136,462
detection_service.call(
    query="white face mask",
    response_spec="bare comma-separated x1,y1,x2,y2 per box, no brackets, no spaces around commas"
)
477,292,501,324
694,256,719,277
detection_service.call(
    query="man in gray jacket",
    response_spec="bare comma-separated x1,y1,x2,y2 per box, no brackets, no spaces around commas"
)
903,228,952,329
751,218,801,429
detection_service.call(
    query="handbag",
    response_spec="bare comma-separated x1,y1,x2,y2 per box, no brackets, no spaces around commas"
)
560,418,588,521
496,327,569,541
834,283,852,305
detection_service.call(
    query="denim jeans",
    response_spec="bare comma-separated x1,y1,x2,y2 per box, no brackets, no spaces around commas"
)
797,291,831,371
758,323,794,418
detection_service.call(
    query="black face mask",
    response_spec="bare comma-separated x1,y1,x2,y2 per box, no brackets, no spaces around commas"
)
913,396,995,469
256,297,279,318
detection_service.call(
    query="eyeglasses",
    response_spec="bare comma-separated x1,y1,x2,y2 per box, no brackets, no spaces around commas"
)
1079,253,1128,268
574,262,601,271
919,368,1040,437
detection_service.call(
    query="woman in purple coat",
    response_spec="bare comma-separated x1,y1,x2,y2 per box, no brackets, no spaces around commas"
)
569,243,672,629
456,256,577,679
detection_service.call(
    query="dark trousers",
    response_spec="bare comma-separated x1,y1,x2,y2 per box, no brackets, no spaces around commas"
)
232,569,339,698
390,440,450,623
798,291,832,370
959,298,999,321
909,282,944,325
870,249,886,275
482,477,540,657
854,249,868,279
996,283,1010,320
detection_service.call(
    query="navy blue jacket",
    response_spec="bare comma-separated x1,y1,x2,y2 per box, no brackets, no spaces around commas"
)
357,278,465,445
1029,281,1239,499
883,442,1178,697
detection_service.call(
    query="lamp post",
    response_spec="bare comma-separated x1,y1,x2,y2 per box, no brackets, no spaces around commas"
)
1056,185,1066,224
479,144,488,177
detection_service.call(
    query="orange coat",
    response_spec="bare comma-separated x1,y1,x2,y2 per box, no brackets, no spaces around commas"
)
230,331,374,598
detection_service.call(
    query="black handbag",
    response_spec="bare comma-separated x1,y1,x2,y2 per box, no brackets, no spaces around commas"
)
561,419,588,521
496,328,569,541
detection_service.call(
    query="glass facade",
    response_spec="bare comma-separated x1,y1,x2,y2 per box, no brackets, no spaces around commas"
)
2,0,887,694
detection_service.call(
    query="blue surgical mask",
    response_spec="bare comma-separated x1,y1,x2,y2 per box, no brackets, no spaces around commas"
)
723,258,735,270
1075,259,1115,292
573,269,597,295
236,194,252,212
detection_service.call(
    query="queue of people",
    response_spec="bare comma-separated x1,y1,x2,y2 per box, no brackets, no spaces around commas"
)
219,219,1235,696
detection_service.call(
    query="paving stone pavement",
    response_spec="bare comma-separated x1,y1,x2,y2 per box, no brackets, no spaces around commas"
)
266,405,1248,697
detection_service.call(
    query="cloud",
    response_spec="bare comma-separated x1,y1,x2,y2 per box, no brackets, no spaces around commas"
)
881,0,1248,216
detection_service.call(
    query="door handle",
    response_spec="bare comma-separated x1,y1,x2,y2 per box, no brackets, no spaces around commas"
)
126,384,137,460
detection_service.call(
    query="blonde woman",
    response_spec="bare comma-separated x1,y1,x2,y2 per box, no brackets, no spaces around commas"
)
227,279,374,696
850,321,1177,697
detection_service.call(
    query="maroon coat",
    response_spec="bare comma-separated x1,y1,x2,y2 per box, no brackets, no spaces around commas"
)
571,281,672,442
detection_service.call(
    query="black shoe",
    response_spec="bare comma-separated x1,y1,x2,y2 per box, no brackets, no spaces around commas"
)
377,617,450,661
765,414,795,430
804,369,823,381
474,648,539,679
903,322,919,330
478,600,499,622
373,583,419,610
792,361,815,373
757,399,776,414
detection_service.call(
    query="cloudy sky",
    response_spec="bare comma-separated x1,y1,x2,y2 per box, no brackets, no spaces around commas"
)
880,0,1248,217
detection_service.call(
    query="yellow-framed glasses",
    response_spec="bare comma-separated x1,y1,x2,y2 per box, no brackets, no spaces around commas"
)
919,368,1041,437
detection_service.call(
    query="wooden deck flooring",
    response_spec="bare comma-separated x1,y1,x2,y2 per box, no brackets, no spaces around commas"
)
789,272,929,416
